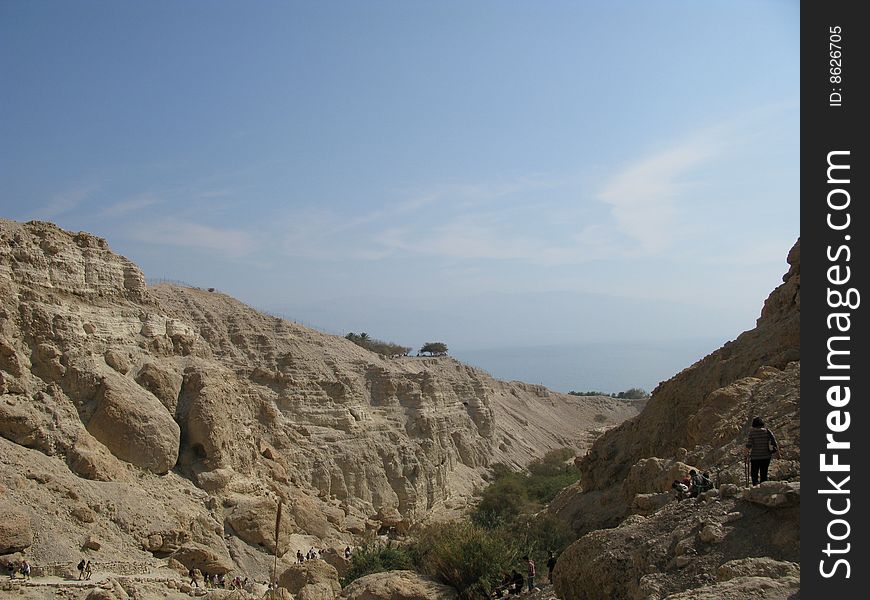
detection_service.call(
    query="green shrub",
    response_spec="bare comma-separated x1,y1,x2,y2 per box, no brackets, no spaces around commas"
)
416,522,516,600
525,472,580,504
342,537,415,586
471,474,528,529
472,448,579,525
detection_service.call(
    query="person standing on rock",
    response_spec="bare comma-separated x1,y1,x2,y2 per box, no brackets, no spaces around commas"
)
524,555,536,592
546,551,557,584
745,416,778,485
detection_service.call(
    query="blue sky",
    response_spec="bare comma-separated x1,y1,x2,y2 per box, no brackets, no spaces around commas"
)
1,1,799,385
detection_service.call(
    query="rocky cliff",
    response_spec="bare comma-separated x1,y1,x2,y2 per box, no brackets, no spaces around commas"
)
550,239,800,600
0,219,638,589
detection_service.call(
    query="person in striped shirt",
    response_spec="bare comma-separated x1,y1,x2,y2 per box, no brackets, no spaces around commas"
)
745,416,778,485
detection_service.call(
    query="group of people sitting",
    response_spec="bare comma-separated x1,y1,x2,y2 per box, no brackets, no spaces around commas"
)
671,469,714,500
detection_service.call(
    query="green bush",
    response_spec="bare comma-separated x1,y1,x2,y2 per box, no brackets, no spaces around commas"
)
472,448,579,525
471,473,528,529
526,472,580,504
509,513,576,567
342,537,415,586
346,332,411,356
416,522,516,600
528,448,575,477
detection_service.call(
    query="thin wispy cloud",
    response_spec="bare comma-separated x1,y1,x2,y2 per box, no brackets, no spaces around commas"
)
101,194,161,218
131,219,258,259
596,137,719,254
34,181,102,219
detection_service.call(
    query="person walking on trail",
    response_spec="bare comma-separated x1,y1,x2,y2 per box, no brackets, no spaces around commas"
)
77,559,86,580
22,560,31,580
84,561,93,580
524,555,536,592
745,416,778,485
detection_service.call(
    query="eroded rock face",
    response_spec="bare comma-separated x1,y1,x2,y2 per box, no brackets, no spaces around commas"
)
552,491,800,600
0,219,640,584
339,570,459,600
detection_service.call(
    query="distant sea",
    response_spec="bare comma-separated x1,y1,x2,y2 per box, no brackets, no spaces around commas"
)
452,339,726,395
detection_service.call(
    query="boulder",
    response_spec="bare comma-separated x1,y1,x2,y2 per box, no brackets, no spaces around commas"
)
103,350,131,374
170,543,235,574
631,492,671,515
698,523,725,544
623,458,698,501
225,496,294,554
339,570,458,600
83,534,103,551
86,374,180,474
298,582,341,600
66,431,128,481
743,481,800,508
135,361,183,414
278,560,341,598
0,501,32,553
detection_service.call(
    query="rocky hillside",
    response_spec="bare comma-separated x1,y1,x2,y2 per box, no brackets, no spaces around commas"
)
550,239,800,599
0,219,638,593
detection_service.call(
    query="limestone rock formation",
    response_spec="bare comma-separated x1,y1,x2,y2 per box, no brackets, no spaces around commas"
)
0,218,639,586
550,239,801,599
339,570,459,600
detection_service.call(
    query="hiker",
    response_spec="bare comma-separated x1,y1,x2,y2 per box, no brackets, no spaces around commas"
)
77,558,86,580
688,470,704,497
547,551,557,583
22,560,31,580
297,549,304,563
84,561,92,580
700,471,714,492
344,546,351,560
189,568,199,588
510,569,524,595
524,555,536,591
745,416,778,485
